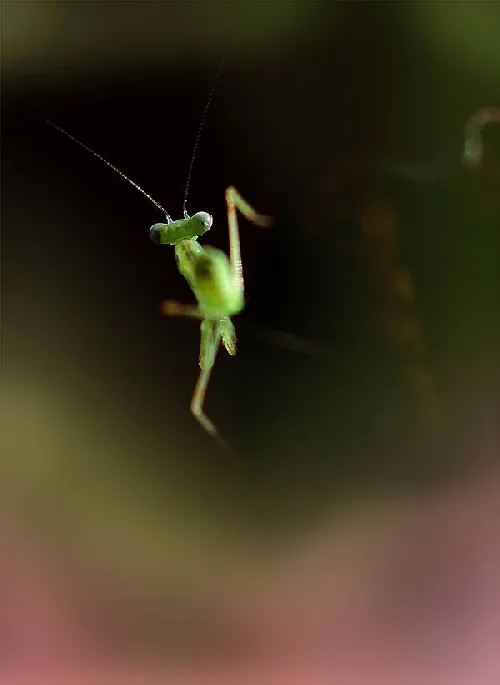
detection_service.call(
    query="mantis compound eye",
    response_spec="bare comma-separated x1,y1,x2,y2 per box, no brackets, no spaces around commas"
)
193,211,213,234
149,224,162,244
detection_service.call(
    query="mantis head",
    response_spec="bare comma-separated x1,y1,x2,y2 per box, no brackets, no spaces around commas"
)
149,212,213,245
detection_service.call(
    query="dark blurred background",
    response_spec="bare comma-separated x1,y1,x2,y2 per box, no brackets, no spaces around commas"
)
3,1,500,544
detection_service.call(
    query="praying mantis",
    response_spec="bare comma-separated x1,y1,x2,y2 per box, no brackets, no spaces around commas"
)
150,189,272,449
44,72,272,451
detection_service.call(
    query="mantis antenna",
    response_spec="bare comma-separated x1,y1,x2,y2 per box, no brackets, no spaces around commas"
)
44,119,172,221
182,62,225,218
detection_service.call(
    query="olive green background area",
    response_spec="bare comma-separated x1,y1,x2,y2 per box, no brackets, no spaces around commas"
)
2,1,500,578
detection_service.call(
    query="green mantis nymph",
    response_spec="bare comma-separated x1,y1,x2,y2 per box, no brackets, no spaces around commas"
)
45,113,271,450
150,189,271,447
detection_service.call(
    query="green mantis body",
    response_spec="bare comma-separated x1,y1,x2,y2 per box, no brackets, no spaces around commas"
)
149,189,271,447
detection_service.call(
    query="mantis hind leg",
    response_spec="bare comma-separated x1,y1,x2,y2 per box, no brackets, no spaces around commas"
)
191,320,230,450
162,305,230,450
